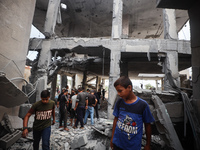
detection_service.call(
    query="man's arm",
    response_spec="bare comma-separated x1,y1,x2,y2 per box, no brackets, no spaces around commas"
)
57,101,59,108
144,123,152,150
110,117,118,149
85,99,88,109
52,107,55,125
93,99,97,107
74,101,78,110
22,108,34,138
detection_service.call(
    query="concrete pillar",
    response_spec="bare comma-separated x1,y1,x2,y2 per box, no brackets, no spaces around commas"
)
44,0,61,38
163,9,178,40
163,50,179,90
122,14,130,39
156,80,158,90
95,76,99,90
108,49,121,119
162,9,179,90
188,2,200,147
36,40,52,101
72,75,75,89
96,76,102,91
111,0,123,39
61,75,67,89
82,70,87,90
50,75,57,101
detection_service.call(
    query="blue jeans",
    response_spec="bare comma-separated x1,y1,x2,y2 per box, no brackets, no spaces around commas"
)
84,106,94,125
33,126,51,150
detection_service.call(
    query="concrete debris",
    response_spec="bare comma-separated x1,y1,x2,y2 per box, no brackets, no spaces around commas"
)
18,104,32,119
70,134,88,149
152,95,183,150
0,130,22,149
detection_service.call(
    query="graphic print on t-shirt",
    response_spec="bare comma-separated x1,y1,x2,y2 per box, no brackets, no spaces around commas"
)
117,115,138,140
35,110,52,120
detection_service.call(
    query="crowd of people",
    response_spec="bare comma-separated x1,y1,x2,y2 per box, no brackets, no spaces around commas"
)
22,76,155,150
56,86,103,130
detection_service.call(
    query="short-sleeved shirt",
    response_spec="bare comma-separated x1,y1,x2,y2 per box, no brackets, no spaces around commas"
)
32,100,55,131
112,97,155,150
87,94,96,106
59,94,68,112
71,95,77,109
76,92,88,107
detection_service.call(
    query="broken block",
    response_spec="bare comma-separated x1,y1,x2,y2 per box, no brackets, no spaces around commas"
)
0,130,22,149
70,134,88,149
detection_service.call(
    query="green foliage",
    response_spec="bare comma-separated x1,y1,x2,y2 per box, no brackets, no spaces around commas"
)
145,83,155,90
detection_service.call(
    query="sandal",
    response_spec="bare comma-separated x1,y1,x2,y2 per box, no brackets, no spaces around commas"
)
64,127,69,131
73,126,77,129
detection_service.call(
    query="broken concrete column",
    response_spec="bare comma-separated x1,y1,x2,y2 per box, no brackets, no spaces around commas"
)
163,9,178,40
36,40,52,100
61,75,67,89
163,50,179,90
44,0,61,38
111,0,123,39
95,76,100,91
108,48,121,119
50,75,57,101
72,75,76,89
82,70,88,90
162,9,179,90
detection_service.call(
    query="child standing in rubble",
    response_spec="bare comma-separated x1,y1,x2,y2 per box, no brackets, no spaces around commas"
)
110,76,155,150
22,90,55,150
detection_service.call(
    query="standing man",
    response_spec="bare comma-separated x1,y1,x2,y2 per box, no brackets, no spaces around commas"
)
22,90,55,150
69,90,79,126
73,87,88,129
84,90,97,125
94,89,100,120
57,89,69,131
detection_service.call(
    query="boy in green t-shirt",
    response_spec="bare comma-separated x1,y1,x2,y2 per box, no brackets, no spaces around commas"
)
22,90,55,150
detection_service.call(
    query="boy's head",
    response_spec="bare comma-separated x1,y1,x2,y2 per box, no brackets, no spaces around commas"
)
41,90,50,104
114,76,133,100
114,76,132,89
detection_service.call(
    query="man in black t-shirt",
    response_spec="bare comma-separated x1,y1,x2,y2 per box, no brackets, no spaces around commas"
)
84,90,97,125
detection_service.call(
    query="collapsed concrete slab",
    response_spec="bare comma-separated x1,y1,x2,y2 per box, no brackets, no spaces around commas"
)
152,94,183,150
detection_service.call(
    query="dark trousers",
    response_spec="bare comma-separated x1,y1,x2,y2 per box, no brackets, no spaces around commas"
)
59,109,68,128
94,104,99,119
33,126,51,150
75,106,85,127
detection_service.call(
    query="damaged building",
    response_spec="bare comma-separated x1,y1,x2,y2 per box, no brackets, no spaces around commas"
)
0,0,200,149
